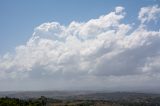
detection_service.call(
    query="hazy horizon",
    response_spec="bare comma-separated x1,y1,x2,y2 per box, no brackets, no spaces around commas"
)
0,0,160,92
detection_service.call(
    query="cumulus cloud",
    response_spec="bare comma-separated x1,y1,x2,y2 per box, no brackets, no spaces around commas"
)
0,5,160,91
138,5,160,23
115,6,125,14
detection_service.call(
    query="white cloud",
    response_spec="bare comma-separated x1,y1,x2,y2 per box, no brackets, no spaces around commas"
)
0,5,160,91
115,6,125,14
138,5,160,23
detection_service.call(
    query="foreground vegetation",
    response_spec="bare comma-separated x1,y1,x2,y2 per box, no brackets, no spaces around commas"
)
0,96,160,106
0,96,47,106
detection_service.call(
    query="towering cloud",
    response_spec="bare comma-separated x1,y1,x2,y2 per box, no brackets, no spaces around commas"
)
0,5,160,91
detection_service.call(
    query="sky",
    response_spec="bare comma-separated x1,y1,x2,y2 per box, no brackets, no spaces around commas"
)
0,0,160,92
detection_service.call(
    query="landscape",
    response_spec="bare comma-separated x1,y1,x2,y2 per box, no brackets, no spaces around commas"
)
0,91,160,106
0,0,160,106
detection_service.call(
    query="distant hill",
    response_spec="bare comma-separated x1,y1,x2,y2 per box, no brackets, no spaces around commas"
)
0,91,160,100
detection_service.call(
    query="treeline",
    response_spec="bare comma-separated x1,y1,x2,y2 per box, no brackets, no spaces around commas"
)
0,96,47,106
0,96,160,106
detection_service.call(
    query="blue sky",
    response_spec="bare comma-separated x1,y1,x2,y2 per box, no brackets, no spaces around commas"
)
0,0,159,54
